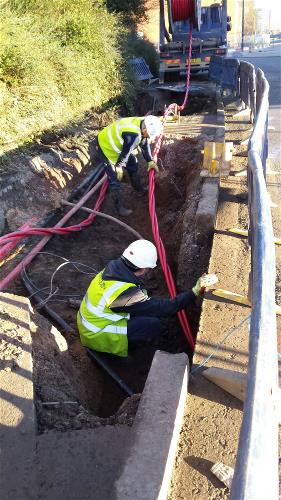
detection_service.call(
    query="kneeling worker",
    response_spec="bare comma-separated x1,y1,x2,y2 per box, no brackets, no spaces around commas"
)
77,240,218,357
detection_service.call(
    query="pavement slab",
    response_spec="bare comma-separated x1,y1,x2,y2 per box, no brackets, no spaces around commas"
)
0,293,36,500
168,102,253,500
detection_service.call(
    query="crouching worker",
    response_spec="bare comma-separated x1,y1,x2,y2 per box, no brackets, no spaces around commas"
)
77,240,218,357
96,115,163,216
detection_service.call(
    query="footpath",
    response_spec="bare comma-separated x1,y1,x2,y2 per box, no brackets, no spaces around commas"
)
169,103,259,499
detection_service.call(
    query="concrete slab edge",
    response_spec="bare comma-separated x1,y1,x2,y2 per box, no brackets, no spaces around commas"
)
0,293,36,500
195,89,225,237
196,178,220,237
115,351,189,500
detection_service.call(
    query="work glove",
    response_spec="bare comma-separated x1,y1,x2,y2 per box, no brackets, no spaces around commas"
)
147,161,159,173
192,274,218,296
115,166,123,181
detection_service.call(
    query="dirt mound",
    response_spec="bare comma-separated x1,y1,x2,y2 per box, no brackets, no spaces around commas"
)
31,309,141,432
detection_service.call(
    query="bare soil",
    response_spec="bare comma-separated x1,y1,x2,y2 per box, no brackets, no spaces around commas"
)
23,133,205,429
1,92,215,435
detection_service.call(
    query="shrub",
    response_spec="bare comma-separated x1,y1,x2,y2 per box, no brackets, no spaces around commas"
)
0,0,158,149
106,0,147,24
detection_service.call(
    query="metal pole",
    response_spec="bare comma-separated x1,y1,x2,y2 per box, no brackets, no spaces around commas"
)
241,0,245,51
159,0,165,47
61,200,142,240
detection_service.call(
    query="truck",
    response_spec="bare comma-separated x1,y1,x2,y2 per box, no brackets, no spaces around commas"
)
159,0,231,84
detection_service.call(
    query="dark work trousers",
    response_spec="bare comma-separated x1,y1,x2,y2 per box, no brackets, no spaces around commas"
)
127,316,162,346
96,141,138,191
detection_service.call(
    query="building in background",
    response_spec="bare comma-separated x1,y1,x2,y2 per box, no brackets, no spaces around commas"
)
229,0,279,50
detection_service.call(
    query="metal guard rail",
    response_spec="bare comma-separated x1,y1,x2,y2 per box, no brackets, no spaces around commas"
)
229,69,279,498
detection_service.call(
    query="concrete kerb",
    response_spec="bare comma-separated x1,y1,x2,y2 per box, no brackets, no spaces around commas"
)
0,293,36,500
115,351,189,500
195,88,225,237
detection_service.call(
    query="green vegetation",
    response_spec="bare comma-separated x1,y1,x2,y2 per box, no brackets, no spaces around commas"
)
0,0,158,148
106,0,147,24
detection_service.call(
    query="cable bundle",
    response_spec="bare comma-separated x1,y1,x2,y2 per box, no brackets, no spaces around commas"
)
171,0,195,22
148,20,195,351
0,179,109,246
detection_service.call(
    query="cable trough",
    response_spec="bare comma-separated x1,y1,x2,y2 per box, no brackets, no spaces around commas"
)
0,0,201,411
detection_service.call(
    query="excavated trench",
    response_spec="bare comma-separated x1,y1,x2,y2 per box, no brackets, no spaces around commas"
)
8,92,216,432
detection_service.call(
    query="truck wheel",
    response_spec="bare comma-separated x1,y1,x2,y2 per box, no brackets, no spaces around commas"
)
164,72,180,83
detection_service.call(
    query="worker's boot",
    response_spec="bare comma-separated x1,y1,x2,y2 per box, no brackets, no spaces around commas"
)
128,171,148,197
111,190,132,217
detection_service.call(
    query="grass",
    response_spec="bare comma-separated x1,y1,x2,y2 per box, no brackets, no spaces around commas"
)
0,0,159,150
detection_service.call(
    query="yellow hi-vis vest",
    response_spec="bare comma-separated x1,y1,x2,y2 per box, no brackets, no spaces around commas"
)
77,271,136,357
97,117,143,165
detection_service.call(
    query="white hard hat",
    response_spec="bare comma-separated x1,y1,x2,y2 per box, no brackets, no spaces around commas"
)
122,240,157,269
143,115,163,139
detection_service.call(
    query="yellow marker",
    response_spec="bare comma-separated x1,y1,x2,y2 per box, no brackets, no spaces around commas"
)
211,289,281,316
228,228,281,245
212,289,251,306
228,228,248,237
211,159,218,175
202,141,225,177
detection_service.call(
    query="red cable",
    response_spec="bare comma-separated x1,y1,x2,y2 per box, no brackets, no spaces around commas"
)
0,179,109,290
0,180,109,246
149,20,195,351
0,218,38,260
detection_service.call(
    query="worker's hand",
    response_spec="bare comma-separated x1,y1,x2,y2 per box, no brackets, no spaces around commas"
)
147,161,159,173
192,274,218,296
116,166,123,181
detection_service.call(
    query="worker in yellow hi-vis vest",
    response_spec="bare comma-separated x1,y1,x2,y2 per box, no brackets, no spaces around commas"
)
96,116,163,216
77,239,218,357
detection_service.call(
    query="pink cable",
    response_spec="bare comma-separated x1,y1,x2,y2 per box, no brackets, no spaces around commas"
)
0,179,109,246
0,179,108,290
149,21,195,351
0,218,38,260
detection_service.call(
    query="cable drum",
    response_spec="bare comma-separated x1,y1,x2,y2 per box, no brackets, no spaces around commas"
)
170,0,201,30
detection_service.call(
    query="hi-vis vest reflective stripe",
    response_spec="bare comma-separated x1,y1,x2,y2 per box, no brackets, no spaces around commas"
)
77,271,136,357
98,117,143,165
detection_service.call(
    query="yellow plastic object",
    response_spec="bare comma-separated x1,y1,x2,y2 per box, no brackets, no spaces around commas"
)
212,289,251,306
228,228,248,237
211,289,281,315
211,159,217,175
164,114,179,123
116,166,123,181
228,228,281,245
201,141,233,177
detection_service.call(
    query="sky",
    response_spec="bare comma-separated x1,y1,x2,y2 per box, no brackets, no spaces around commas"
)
254,0,281,30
